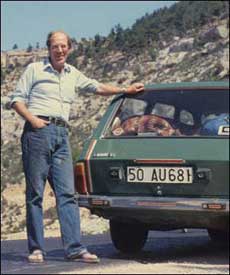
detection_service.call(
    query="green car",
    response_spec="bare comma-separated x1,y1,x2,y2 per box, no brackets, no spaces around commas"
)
74,81,229,253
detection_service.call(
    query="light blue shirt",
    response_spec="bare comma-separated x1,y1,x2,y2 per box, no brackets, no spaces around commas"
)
11,58,100,121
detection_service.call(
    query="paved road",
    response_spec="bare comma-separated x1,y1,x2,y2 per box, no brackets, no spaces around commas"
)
1,229,229,274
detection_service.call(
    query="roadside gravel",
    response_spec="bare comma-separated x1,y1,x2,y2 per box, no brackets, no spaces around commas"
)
60,262,229,274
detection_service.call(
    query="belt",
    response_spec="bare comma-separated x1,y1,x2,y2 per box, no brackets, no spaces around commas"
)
37,116,69,128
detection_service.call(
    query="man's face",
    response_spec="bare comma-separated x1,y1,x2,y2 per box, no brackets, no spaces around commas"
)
49,32,70,71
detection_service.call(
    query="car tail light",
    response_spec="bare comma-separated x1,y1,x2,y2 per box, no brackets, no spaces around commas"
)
202,203,226,210
74,162,88,194
90,198,110,206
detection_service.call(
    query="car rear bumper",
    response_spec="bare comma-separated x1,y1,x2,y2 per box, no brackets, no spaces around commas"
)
78,194,229,230
78,194,229,212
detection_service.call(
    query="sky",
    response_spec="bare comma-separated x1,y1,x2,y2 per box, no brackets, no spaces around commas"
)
1,1,176,51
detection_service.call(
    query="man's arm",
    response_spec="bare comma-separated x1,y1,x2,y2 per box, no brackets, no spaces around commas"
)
10,63,49,128
95,82,144,96
12,102,50,128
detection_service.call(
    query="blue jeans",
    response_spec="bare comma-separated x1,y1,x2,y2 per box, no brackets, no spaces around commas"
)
21,122,87,257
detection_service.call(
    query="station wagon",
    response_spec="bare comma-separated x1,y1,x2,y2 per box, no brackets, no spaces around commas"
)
74,81,229,253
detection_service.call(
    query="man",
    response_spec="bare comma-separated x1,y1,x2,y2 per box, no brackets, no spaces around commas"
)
11,30,144,263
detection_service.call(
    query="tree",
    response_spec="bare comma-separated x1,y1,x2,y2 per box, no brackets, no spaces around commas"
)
149,47,158,61
114,24,125,49
12,44,18,50
36,42,40,49
27,43,33,52
71,38,78,49
85,45,94,59
94,34,101,48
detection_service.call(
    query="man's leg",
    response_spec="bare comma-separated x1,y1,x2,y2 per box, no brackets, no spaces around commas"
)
48,129,87,257
21,124,50,254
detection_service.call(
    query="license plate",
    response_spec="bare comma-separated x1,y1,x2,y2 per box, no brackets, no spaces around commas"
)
127,166,193,184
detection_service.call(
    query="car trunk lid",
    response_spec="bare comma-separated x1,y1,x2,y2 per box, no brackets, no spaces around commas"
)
88,138,229,197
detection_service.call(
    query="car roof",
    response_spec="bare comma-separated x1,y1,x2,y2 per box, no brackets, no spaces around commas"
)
144,81,229,90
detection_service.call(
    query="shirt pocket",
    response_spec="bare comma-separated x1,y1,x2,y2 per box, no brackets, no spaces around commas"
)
62,79,76,103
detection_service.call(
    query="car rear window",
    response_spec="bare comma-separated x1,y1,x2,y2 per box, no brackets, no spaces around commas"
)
104,89,229,138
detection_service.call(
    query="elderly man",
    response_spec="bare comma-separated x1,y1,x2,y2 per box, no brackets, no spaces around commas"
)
11,30,144,263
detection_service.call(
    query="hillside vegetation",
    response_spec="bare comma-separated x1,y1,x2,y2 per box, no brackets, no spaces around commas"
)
67,1,229,65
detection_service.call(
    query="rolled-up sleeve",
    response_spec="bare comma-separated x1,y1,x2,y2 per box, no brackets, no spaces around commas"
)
75,69,100,93
10,63,34,107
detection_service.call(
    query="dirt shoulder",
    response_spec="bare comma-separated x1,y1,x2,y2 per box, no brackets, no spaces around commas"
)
1,183,109,241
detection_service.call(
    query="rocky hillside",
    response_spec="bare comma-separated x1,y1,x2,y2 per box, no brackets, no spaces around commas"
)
1,16,229,237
